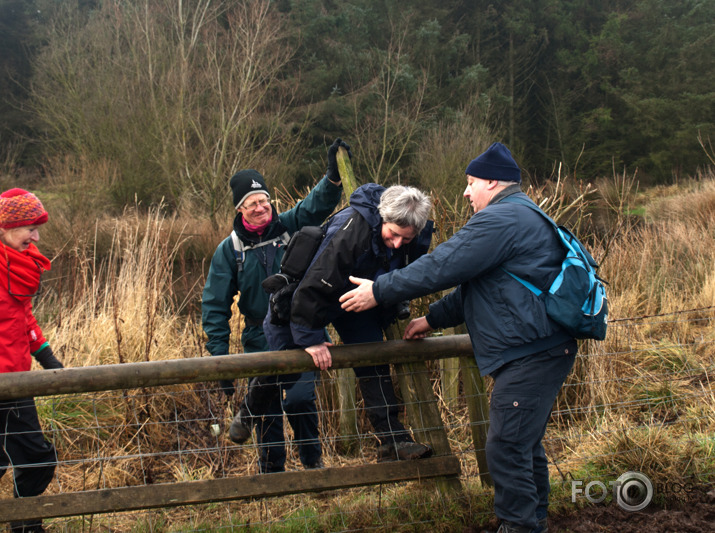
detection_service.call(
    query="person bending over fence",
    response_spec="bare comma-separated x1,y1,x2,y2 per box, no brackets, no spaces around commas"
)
0,189,63,533
232,183,435,464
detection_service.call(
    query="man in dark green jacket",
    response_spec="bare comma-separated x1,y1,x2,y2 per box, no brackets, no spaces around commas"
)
201,140,347,473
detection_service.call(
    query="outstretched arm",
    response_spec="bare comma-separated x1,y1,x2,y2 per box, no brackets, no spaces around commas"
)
339,276,377,312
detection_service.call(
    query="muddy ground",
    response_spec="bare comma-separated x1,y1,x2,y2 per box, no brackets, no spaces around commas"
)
467,487,715,532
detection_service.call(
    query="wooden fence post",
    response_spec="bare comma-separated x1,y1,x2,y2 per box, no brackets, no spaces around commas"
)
439,332,461,413
385,326,463,493
334,146,361,456
459,352,493,487
336,367,359,454
438,289,461,415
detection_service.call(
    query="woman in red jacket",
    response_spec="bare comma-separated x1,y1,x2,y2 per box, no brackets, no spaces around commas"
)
0,188,62,533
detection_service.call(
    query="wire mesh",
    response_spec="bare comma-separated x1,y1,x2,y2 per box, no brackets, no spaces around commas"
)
1,309,713,531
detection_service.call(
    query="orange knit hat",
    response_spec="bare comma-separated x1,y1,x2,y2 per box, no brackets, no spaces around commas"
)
0,188,49,229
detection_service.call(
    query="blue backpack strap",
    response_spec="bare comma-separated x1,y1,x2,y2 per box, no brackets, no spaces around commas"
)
498,195,557,294
502,268,543,296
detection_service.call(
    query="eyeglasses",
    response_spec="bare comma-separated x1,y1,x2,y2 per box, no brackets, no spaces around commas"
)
7,258,43,298
241,198,270,211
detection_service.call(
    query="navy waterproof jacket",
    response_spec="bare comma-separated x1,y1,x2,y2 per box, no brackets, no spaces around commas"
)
285,183,433,348
372,186,573,376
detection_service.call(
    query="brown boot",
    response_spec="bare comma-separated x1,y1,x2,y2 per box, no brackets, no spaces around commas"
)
377,441,433,462
228,403,253,444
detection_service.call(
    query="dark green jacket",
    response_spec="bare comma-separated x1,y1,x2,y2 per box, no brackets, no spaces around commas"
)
201,176,342,355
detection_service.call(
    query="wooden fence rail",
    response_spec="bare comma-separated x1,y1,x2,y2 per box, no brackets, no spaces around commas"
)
0,335,492,524
0,458,462,522
0,336,473,401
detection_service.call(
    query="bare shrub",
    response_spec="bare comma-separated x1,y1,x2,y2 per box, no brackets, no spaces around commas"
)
31,0,300,221
411,116,495,203
347,18,430,186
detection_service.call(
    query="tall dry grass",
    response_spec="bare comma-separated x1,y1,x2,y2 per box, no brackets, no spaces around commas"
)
24,207,232,500
40,207,199,366
555,173,715,492
8,167,712,528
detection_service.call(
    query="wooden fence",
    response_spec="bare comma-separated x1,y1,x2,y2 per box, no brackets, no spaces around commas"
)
0,334,491,524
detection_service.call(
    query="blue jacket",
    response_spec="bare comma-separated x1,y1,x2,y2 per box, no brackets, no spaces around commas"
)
286,183,433,348
201,175,342,355
372,186,573,376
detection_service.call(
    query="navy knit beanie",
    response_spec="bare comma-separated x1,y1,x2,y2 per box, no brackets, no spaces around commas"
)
230,169,270,209
465,142,521,183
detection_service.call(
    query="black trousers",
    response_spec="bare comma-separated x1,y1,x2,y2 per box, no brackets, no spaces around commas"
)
244,372,321,473
0,398,57,498
486,342,577,530
264,306,414,448
332,308,413,446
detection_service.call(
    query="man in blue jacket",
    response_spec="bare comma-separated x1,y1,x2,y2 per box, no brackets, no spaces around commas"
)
201,139,346,473
340,143,576,533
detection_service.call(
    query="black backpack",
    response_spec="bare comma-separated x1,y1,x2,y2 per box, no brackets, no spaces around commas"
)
262,225,325,325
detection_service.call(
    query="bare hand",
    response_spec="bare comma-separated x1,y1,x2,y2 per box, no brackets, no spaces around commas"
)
305,342,334,371
339,276,377,312
403,317,433,339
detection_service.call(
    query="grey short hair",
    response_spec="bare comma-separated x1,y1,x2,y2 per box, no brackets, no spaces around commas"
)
378,185,432,232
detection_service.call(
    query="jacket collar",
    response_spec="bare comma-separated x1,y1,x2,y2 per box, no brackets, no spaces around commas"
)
489,183,522,206
232,206,287,243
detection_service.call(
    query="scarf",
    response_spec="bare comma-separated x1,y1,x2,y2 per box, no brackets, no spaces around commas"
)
242,217,272,236
0,242,51,298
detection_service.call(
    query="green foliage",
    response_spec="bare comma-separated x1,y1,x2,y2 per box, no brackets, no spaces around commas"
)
0,0,713,210
572,0,715,180
0,0,48,166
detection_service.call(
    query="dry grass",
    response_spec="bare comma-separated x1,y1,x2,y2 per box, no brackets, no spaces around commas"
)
545,173,715,497
39,207,199,366
3,166,713,529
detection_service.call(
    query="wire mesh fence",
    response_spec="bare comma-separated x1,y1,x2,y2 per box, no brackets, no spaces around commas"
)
1,309,713,531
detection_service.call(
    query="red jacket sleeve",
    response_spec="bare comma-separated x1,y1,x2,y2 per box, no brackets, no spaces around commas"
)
26,300,48,354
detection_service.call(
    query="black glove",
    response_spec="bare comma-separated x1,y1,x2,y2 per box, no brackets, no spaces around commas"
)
262,273,290,294
268,280,299,326
396,300,411,320
326,137,352,183
34,346,64,369
219,379,236,397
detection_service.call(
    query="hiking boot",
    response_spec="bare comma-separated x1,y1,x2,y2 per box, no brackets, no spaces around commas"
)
537,517,548,533
481,519,545,533
376,441,433,462
496,521,532,533
228,404,253,444
304,459,324,469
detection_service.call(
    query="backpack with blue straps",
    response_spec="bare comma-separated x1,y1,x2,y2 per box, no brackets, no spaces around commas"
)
501,196,608,341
